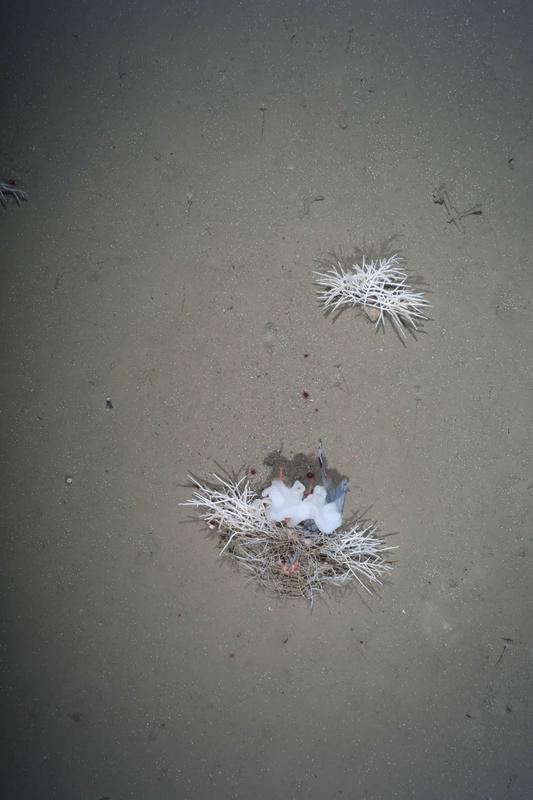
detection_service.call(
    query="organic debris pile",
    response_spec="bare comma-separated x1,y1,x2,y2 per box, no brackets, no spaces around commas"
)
183,446,394,604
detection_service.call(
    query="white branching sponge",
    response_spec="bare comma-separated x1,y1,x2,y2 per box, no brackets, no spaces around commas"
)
182,474,394,604
0,181,28,208
314,253,430,335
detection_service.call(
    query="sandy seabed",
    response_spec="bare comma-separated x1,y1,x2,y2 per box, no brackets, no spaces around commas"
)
2,1,533,798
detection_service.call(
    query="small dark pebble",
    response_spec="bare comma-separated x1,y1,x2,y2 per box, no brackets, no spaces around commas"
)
105,397,113,409
338,114,349,130
465,712,472,719
71,711,82,722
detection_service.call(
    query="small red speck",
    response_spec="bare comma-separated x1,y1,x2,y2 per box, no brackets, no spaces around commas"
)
306,471,315,480
250,468,257,475
304,353,309,358
302,390,310,399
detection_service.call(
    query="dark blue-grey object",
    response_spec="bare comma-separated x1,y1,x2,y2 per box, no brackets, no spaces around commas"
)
302,441,349,533
318,440,349,512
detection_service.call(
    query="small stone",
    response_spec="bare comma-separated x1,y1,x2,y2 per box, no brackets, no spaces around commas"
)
363,304,380,323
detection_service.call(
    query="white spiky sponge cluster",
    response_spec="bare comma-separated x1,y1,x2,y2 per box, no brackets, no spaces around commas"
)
314,253,430,335
182,474,393,603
